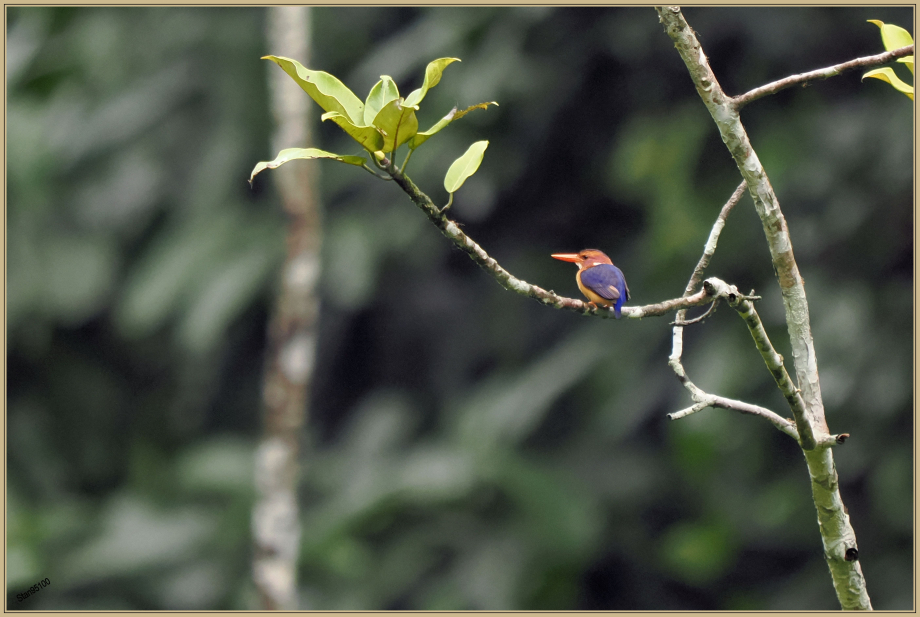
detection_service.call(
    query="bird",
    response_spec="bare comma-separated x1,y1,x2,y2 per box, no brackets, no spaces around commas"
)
551,249,630,318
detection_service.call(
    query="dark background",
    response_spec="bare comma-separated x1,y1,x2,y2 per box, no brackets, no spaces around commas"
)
6,6,913,610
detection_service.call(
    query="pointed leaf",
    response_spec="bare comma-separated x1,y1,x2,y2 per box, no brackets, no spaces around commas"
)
321,111,385,152
404,58,460,108
364,76,400,126
263,55,365,125
372,98,419,152
444,140,489,194
898,55,914,75
867,20,914,52
409,101,499,150
863,67,914,100
250,148,366,184
410,107,458,150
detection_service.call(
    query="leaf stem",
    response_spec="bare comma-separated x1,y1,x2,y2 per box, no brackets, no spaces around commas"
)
400,148,415,174
361,163,392,180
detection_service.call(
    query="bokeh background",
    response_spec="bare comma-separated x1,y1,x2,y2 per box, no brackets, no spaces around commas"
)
6,6,913,610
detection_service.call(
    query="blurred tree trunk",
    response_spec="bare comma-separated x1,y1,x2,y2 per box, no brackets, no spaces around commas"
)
252,6,319,610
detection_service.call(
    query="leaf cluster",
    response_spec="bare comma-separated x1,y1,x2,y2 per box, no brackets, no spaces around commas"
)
862,20,914,99
250,56,497,200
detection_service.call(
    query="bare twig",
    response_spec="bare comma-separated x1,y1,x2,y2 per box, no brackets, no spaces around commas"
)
669,181,746,326
671,298,718,326
669,276,845,446
668,185,747,418
670,394,799,438
686,180,746,295
733,44,914,109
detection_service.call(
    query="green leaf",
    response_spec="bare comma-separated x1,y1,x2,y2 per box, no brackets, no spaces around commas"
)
867,20,914,52
863,67,914,100
364,76,400,127
249,147,367,184
403,58,460,109
263,55,365,125
372,99,418,152
409,101,499,150
410,108,458,150
863,22,914,99
444,140,489,194
321,112,385,152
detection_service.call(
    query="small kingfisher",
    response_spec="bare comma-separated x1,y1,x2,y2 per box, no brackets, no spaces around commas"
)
552,249,630,318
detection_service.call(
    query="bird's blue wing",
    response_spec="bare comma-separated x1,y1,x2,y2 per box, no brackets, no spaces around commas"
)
580,264,627,302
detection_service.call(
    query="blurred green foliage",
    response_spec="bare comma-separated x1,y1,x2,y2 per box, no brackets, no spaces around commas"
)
6,6,913,610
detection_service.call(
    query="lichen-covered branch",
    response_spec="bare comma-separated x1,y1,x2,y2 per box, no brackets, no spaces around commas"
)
733,44,914,109
703,278,817,450
803,446,867,601
656,6,870,609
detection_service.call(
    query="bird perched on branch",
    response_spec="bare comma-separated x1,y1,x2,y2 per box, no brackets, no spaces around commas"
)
551,249,630,318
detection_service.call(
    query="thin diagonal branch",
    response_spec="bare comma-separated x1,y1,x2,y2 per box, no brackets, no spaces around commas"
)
669,394,799,439
671,298,718,326
387,165,715,320
671,180,744,328
734,44,914,109
685,180,746,296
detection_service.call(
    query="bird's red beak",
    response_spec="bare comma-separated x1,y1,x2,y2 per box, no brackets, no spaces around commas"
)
551,252,583,263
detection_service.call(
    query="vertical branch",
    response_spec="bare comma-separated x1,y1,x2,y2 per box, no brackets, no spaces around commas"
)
253,6,318,610
656,6,825,441
655,7,870,610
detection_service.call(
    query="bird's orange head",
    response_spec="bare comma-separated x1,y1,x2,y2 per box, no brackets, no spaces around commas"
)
551,249,613,270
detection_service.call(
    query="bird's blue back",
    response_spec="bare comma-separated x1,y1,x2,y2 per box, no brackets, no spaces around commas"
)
579,263,630,318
